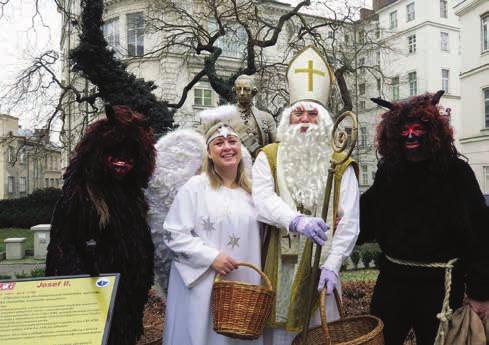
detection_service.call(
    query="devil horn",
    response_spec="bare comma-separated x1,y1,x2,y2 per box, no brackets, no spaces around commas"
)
370,97,395,110
105,103,115,122
431,90,445,105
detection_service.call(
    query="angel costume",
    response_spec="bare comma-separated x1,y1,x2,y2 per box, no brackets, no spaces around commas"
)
146,106,262,345
162,174,263,345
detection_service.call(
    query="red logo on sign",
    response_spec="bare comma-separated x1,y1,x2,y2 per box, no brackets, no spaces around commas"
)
0,282,16,291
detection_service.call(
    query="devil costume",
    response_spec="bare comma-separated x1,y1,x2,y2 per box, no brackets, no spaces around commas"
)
46,105,156,345
359,92,489,345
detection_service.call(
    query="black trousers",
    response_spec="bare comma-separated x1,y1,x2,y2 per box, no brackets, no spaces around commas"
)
370,271,464,345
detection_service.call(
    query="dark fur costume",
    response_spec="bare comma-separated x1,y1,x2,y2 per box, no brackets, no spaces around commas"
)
46,106,156,345
360,92,489,345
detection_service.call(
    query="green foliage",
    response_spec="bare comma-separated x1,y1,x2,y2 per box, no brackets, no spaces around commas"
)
0,274,12,280
341,269,379,282
372,250,382,268
0,228,34,252
0,188,61,228
14,271,30,279
361,250,373,268
30,268,46,277
350,250,361,269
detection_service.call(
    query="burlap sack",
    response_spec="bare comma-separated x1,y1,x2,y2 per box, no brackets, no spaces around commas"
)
442,305,488,345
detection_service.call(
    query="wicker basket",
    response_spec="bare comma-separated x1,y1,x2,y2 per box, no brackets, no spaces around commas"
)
292,289,384,345
212,262,275,340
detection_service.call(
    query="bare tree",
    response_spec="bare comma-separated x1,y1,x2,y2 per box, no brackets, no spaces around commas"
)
1,0,397,148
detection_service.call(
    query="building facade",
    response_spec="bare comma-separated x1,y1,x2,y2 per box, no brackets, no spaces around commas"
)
0,114,62,200
455,0,489,193
355,0,461,190
59,0,299,161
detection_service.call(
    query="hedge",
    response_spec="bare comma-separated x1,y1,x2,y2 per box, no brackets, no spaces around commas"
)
0,188,61,228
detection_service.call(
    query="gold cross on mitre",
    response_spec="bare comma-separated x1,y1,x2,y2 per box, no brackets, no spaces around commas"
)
287,46,333,108
294,60,326,92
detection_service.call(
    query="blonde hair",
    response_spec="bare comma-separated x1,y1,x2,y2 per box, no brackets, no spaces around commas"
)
203,152,252,194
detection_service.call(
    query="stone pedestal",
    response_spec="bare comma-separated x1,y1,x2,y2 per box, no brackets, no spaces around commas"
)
30,224,51,260
4,238,26,260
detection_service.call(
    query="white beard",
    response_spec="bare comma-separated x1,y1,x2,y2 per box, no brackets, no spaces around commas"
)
279,123,330,211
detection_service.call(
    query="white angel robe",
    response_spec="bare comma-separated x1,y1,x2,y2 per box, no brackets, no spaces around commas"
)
162,174,263,345
252,151,360,345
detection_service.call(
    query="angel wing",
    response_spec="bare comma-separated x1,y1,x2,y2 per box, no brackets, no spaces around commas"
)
145,128,206,292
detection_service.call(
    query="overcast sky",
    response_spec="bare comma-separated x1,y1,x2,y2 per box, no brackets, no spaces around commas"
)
0,0,60,128
0,0,370,129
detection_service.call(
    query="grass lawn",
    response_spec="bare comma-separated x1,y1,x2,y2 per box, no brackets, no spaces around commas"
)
0,228,34,252
341,268,379,282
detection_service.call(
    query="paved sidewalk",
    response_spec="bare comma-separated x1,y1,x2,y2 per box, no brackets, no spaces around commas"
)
0,257,45,278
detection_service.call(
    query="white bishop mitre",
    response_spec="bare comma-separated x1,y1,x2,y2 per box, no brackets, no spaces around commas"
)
287,46,335,108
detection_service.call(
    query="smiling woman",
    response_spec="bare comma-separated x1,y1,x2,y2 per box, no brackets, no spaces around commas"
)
160,106,263,345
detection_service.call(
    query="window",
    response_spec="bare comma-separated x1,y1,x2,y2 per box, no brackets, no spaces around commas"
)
408,71,417,96
483,166,489,192
56,179,60,187
327,31,333,39
375,26,381,39
194,87,213,107
392,76,400,100
45,178,49,188
8,146,14,163
484,88,489,128
358,57,365,66
407,3,415,22
390,11,398,29
50,178,54,187
19,177,26,193
408,34,416,54
361,165,369,185
102,17,121,56
441,32,449,51
376,51,381,65
19,150,26,165
8,176,14,194
440,0,448,18
359,83,366,95
127,12,144,57
359,100,366,111
482,15,489,52
358,30,365,44
208,20,247,58
442,69,449,93
360,127,367,148
345,34,350,44
376,78,381,92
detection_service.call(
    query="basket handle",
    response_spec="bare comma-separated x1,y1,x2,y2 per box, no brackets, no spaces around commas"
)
319,288,345,344
214,261,273,291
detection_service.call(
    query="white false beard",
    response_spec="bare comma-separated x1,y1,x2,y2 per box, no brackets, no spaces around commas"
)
279,123,330,211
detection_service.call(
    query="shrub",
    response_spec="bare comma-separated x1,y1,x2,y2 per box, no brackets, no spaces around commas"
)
350,250,361,269
361,250,374,268
372,249,382,268
30,268,46,277
14,271,30,279
0,188,61,228
342,280,375,316
0,274,12,280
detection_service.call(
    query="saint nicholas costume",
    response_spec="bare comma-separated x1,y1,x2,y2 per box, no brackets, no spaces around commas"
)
252,47,360,344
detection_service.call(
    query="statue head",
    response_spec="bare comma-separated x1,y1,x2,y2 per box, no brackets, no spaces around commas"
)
232,75,257,108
